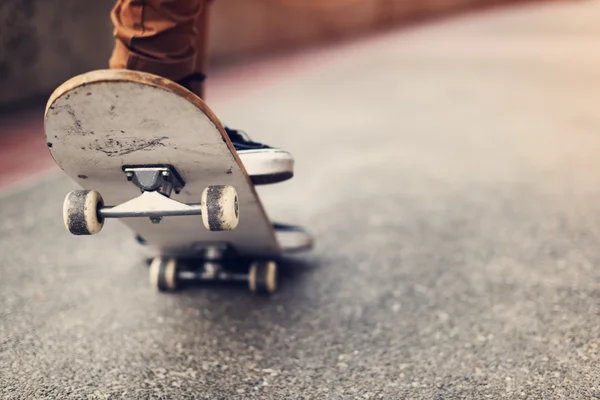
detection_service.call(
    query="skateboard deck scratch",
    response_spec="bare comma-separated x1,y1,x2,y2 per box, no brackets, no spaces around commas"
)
44,69,281,257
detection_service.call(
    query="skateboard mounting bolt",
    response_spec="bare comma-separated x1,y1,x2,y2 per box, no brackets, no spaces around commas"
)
125,171,134,181
162,170,170,177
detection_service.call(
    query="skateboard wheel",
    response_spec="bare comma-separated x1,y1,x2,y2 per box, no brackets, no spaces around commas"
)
149,257,179,292
62,190,104,235
201,185,239,231
248,261,278,295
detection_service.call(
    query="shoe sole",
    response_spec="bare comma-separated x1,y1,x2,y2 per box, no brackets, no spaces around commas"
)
250,171,293,185
238,149,294,185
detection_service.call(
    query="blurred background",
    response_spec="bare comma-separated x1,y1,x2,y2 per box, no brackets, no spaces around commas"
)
1,0,551,110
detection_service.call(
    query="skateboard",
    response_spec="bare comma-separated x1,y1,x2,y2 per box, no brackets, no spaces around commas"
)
44,69,312,295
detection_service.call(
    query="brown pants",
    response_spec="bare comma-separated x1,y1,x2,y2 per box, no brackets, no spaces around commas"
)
108,0,212,99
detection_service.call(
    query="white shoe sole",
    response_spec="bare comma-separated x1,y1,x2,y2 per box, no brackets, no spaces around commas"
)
238,149,294,185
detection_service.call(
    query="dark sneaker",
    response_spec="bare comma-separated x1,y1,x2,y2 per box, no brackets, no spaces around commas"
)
224,127,294,185
176,75,294,185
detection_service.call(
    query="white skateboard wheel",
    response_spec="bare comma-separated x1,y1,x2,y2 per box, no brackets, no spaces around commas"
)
248,261,278,294
149,257,179,291
62,190,104,235
201,185,239,231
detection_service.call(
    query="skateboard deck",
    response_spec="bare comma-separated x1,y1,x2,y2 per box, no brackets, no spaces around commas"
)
44,69,311,294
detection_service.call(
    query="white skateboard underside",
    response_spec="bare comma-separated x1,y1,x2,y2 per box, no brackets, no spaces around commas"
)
44,69,281,257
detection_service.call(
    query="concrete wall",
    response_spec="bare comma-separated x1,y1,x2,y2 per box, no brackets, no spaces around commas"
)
208,0,495,61
0,0,554,110
0,0,115,109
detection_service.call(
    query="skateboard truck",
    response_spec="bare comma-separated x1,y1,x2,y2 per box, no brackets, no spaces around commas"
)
62,165,240,235
124,166,184,195
98,191,205,223
149,244,279,295
122,166,186,223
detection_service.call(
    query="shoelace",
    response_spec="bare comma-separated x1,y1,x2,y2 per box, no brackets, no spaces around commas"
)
225,127,270,150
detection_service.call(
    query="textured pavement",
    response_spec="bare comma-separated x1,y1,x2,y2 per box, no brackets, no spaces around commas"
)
2,1,600,398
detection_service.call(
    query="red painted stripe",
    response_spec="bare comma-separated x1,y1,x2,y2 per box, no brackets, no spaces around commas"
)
0,107,56,190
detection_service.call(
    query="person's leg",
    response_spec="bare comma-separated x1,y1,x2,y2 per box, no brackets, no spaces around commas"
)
187,2,210,99
109,0,206,86
108,0,294,185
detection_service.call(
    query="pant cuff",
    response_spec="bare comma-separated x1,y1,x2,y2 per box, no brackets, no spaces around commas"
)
109,40,196,83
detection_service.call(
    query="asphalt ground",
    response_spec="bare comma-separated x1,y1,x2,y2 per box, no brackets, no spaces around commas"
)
1,1,600,398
